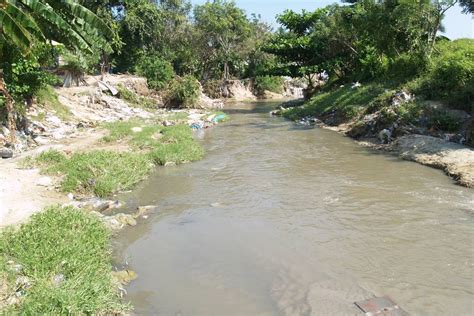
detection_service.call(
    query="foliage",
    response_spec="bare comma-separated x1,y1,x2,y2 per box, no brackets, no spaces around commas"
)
135,56,175,90
428,108,463,132
407,39,474,110
253,76,284,95
116,84,157,110
193,0,251,79
163,75,201,108
0,206,126,314
3,57,59,103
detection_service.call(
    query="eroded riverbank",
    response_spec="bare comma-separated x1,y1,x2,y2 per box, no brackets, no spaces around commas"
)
114,102,474,315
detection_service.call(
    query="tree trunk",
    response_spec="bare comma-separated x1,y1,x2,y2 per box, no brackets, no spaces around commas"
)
223,62,229,80
0,70,16,143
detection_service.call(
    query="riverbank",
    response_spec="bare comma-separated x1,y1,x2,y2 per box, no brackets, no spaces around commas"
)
272,84,474,188
0,74,228,313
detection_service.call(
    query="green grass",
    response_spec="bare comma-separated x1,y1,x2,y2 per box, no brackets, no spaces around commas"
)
25,122,203,196
103,121,204,165
35,149,153,197
117,84,157,110
283,84,386,121
0,206,127,314
35,86,71,121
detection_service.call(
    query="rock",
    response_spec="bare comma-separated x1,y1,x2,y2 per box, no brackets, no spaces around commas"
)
36,176,53,187
33,136,49,145
1,125,10,136
378,129,392,144
112,270,137,285
134,205,157,218
0,147,13,159
131,126,143,133
46,115,62,126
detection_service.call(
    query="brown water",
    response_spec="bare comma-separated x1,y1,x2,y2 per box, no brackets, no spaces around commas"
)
115,102,474,315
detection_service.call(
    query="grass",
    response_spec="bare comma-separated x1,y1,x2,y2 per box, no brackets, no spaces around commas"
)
0,206,127,314
117,84,157,110
283,83,386,121
24,121,204,197
35,86,71,121
34,149,154,197
102,120,204,164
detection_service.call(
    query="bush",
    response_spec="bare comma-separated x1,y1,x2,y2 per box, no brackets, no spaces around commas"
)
163,75,201,108
253,76,284,95
409,39,474,110
202,79,223,98
386,53,427,82
135,56,175,90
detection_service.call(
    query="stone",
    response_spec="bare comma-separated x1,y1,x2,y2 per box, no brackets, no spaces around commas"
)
112,270,137,285
0,147,13,159
134,205,157,218
36,176,53,187
46,115,62,126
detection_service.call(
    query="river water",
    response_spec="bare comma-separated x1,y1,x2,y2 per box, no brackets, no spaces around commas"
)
115,102,474,315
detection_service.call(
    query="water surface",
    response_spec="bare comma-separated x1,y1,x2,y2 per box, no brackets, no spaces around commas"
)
115,102,474,315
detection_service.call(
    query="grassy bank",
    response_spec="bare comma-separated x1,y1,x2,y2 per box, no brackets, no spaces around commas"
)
282,40,473,145
0,206,126,314
24,121,204,197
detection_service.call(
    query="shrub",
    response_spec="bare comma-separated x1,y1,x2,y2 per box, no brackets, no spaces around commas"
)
135,56,175,90
163,75,201,108
408,39,474,110
202,79,223,98
253,76,284,95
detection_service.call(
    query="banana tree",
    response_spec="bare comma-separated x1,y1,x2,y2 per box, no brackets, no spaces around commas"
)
0,0,112,142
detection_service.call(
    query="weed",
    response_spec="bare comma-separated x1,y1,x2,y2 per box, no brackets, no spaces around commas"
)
35,86,71,121
0,206,127,314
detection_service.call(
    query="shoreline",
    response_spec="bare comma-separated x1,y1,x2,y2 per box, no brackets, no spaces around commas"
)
0,74,229,313
273,99,474,188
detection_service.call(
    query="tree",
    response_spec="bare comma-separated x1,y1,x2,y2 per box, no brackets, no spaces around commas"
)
459,0,474,13
0,0,112,141
263,9,328,88
194,0,251,80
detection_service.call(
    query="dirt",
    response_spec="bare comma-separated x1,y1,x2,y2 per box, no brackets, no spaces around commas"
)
391,134,474,188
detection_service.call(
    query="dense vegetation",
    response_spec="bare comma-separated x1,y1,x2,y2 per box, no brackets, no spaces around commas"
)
1,0,472,139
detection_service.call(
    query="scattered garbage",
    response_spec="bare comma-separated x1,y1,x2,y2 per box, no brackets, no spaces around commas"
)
355,296,408,315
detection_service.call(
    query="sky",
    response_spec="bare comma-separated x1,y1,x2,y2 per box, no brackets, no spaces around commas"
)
190,0,473,40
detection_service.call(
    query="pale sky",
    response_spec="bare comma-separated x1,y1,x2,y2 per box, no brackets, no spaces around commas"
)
190,0,473,39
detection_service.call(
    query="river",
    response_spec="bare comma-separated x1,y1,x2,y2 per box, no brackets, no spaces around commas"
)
114,102,474,315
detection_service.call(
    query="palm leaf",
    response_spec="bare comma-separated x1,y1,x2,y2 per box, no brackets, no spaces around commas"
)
0,6,31,52
18,0,92,51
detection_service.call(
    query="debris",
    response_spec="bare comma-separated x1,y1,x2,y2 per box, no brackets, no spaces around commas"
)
97,80,119,96
131,126,143,133
134,205,157,218
355,296,409,315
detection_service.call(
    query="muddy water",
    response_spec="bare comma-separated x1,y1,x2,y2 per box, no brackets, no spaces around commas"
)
115,102,474,315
